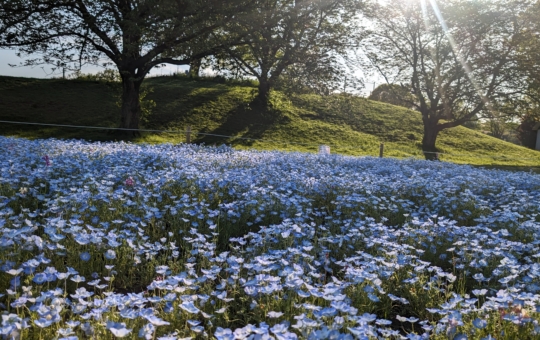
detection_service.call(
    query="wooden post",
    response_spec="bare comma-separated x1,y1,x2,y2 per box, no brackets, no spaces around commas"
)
379,143,384,158
186,125,191,143
319,145,330,155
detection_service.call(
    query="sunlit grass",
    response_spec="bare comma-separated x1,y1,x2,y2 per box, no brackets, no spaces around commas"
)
0,75,539,168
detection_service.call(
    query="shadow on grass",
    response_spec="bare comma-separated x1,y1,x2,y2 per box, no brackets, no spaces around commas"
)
472,165,540,174
0,124,122,142
194,101,286,146
144,82,233,129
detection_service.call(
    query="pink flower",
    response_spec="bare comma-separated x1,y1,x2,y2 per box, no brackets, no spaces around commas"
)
125,177,134,186
42,155,51,166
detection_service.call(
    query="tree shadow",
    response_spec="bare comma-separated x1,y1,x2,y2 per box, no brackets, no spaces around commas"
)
194,100,285,146
144,82,232,128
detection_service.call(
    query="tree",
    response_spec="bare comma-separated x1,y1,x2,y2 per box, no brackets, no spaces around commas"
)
272,55,363,96
214,0,363,108
368,84,415,109
362,0,525,159
0,0,254,134
517,110,540,148
514,0,540,149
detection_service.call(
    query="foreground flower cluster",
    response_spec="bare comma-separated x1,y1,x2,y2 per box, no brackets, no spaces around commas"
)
0,136,539,339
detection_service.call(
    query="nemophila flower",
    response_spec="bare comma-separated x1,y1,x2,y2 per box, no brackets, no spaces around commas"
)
268,311,284,318
1,313,28,335
215,327,234,340
406,334,428,340
2,137,540,337
104,249,116,260
157,333,183,340
367,293,380,302
179,301,200,314
143,314,170,326
6,268,23,276
473,318,487,329
10,276,20,290
120,308,138,319
472,289,488,296
65,320,80,328
34,306,61,328
70,275,85,283
191,325,205,333
32,273,47,285
106,321,132,338
187,320,201,327
57,327,75,336
358,313,377,323
388,293,410,304
79,252,91,262
139,323,156,340
375,319,392,326
397,315,419,323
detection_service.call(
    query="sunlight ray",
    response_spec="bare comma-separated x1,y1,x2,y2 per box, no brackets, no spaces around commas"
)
423,0,494,114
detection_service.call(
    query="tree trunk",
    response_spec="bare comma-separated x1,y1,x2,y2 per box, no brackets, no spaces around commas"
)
119,73,142,136
422,120,440,160
189,58,201,78
254,78,271,110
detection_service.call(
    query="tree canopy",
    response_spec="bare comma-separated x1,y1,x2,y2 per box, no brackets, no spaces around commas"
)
362,0,527,158
368,84,415,109
0,0,256,132
213,0,363,107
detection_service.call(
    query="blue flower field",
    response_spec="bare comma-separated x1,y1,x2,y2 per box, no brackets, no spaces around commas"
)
1,136,540,339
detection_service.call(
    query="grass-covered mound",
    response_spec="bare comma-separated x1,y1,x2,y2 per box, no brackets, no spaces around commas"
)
0,75,539,166
1,136,540,339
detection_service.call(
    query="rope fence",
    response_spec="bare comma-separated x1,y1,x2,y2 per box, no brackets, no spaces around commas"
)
1,120,539,163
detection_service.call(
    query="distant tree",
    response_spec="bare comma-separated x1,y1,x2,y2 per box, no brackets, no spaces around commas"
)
514,0,540,149
517,109,540,149
274,57,362,96
488,116,509,140
362,0,526,159
516,0,540,101
368,84,415,109
0,0,255,134
214,0,363,108
462,119,481,131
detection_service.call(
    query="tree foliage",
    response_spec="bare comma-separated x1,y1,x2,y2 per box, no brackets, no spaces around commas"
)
368,84,415,109
0,0,255,132
213,0,363,107
517,111,540,149
362,0,526,159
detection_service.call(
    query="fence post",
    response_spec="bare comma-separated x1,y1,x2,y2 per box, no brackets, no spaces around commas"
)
379,143,384,158
319,145,330,155
186,125,191,143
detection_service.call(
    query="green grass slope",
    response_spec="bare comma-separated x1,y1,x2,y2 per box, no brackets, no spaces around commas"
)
1,74,539,167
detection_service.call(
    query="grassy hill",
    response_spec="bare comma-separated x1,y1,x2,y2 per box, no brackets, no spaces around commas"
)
1,74,539,167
